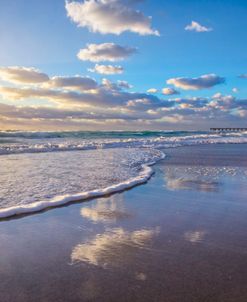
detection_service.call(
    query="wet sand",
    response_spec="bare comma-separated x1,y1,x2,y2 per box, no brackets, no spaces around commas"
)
0,144,247,302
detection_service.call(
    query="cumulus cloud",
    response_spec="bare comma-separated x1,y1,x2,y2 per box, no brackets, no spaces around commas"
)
0,66,49,84
0,103,107,120
147,88,158,94
212,92,222,99
162,87,180,95
0,102,185,130
0,81,165,109
117,80,132,89
100,78,132,91
208,93,239,110
101,78,121,91
47,76,98,90
167,74,225,90
1,90,246,129
1,66,246,130
232,87,239,93
65,0,159,36
77,43,137,62
173,97,208,109
185,21,212,33
127,98,151,107
88,64,124,75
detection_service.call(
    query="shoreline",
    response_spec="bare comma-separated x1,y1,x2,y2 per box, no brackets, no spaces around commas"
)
0,151,165,220
1,142,247,220
0,143,247,302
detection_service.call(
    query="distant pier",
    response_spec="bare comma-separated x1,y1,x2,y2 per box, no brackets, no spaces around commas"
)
210,128,247,132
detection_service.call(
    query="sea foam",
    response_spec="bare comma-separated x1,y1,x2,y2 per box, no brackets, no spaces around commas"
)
0,131,247,155
0,152,165,219
0,130,246,219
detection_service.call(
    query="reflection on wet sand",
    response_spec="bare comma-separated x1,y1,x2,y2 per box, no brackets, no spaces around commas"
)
135,272,147,281
184,230,207,243
1,145,247,302
163,166,222,192
71,227,160,268
80,195,132,223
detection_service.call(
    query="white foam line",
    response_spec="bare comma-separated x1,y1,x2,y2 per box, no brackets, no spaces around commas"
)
1,133,247,156
0,152,165,219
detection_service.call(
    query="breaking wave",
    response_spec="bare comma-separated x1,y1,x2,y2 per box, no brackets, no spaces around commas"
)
0,130,246,219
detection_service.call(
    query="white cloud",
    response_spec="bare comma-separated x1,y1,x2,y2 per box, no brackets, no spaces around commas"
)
101,78,122,91
0,103,107,120
127,98,151,107
65,0,159,36
162,87,180,95
117,80,133,89
0,80,164,109
0,66,49,84
167,74,225,90
88,64,124,75
1,66,246,130
185,21,212,33
154,114,184,124
147,88,158,93
232,87,239,93
209,93,236,110
212,92,222,99
77,43,137,62
47,76,98,91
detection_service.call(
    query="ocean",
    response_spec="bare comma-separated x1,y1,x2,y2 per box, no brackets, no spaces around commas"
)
0,130,247,218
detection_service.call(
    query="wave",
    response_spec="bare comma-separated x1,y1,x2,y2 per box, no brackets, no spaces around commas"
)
0,131,247,155
0,152,165,219
0,130,202,139
0,130,247,219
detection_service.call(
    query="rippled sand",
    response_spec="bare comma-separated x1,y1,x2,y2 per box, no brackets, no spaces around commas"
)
0,144,247,302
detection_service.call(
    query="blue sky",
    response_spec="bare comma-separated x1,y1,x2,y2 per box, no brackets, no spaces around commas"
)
0,0,246,130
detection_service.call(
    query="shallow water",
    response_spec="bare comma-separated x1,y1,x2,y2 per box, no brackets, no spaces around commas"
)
0,148,162,209
0,144,247,302
0,131,247,218
0,130,247,155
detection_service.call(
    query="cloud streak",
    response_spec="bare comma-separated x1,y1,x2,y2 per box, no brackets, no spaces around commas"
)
185,21,212,33
147,88,158,94
47,76,98,90
167,74,225,90
89,64,124,75
77,43,137,62
162,87,180,95
0,67,49,84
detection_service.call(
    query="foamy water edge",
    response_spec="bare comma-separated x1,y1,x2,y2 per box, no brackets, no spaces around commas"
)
1,132,247,219
0,152,165,219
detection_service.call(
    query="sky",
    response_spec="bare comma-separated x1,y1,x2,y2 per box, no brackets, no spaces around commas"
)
0,0,246,130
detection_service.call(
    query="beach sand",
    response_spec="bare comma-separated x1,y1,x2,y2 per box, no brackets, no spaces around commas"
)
0,144,247,302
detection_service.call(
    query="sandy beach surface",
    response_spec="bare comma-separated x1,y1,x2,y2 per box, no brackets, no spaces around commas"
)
0,144,247,302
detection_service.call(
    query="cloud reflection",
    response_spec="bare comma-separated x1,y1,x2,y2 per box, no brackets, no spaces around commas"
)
80,195,131,223
163,167,221,192
71,227,160,267
184,231,207,243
